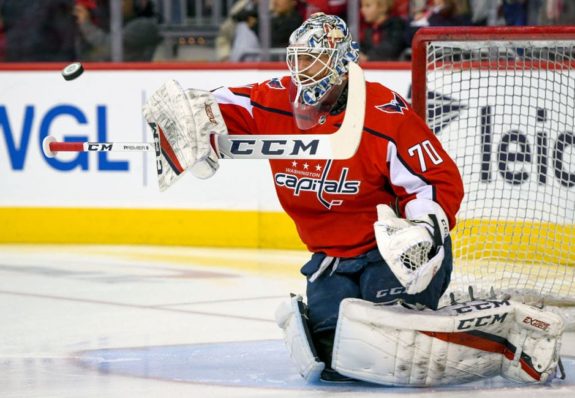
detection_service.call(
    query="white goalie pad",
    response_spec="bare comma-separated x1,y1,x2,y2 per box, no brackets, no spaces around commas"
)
374,204,445,294
503,302,565,383
332,298,564,386
142,80,228,191
275,295,325,381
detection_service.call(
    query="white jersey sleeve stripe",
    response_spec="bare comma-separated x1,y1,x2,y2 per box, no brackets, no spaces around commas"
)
387,141,434,200
212,87,254,117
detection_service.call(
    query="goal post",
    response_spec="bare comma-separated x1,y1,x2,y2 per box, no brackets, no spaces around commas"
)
411,26,575,305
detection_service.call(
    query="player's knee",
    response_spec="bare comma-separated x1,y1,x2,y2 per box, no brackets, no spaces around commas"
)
302,255,361,334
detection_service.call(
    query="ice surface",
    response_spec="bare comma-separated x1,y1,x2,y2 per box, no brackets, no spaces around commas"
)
1,245,574,398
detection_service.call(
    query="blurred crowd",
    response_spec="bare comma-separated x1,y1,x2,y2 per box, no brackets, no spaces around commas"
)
0,0,574,62
0,0,161,62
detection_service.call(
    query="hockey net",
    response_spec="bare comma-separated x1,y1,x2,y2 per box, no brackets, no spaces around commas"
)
411,27,575,324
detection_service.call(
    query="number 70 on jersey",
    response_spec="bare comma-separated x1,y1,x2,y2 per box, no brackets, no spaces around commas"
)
408,139,444,172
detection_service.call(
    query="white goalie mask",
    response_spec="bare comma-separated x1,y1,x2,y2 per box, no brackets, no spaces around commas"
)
286,13,359,130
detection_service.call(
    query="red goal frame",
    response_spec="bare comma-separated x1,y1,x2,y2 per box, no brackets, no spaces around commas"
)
411,26,575,121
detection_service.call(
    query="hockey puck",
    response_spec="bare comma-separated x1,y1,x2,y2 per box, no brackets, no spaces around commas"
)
62,62,84,81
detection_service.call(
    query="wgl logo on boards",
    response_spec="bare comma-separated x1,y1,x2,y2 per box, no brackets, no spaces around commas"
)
0,104,129,171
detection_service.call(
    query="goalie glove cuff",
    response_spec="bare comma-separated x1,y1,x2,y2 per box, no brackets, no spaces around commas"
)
189,155,219,179
405,199,450,245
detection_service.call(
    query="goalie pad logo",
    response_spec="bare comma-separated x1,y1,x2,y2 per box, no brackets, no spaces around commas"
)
149,122,163,175
523,316,550,331
204,103,218,125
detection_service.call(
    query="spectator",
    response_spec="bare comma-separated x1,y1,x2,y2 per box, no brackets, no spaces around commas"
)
228,0,303,62
500,0,527,26
536,0,575,25
228,3,260,61
123,0,162,60
0,0,77,62
215,0,257,61
75,0,161,61
304,0,347,19
550,0,575,24
391,0,410,18
74,0,109,61
410,0,433,19
0,9,5,61
468,0,499,25
271,0,303,48
406,0,471,45
359,0,407,61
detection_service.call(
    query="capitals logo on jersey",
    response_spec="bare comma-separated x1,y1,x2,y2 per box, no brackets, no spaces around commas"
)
376,93,408,114
274,160,361,209
266,78,285,90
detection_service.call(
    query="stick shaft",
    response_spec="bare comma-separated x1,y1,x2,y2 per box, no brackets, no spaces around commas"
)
44,63,366,160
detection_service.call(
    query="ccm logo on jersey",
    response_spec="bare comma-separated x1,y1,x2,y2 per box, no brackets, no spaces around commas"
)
523,316,550,331
376,93,408,114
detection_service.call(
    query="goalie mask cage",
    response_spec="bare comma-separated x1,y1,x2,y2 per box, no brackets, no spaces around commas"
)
412,27,575,307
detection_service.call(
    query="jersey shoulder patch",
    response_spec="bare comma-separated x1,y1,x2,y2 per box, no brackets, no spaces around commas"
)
266,78,286,90
376,92,408,115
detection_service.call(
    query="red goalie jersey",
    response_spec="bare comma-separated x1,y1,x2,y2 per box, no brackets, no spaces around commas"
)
212,77,464,258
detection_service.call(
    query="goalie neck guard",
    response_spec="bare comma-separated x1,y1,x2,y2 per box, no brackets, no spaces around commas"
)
286,13,359,130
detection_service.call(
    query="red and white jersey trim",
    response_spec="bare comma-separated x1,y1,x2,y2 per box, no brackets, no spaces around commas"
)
387,141,434,200
213,88,254,117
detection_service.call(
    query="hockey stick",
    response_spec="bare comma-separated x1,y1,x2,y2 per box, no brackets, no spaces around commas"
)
43,62,366,160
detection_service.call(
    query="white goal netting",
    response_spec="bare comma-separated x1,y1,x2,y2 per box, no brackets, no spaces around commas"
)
418,34,575,316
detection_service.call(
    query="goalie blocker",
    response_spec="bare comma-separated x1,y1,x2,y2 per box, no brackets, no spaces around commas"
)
277,296,564,386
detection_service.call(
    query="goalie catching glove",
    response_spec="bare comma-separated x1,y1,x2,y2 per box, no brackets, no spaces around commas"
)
374,199,450,295
142,80,228,191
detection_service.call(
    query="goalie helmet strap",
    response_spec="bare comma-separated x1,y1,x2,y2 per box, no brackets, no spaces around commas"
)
329,82,348,116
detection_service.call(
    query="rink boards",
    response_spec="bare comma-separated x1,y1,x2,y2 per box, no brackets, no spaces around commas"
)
0,64,573,265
